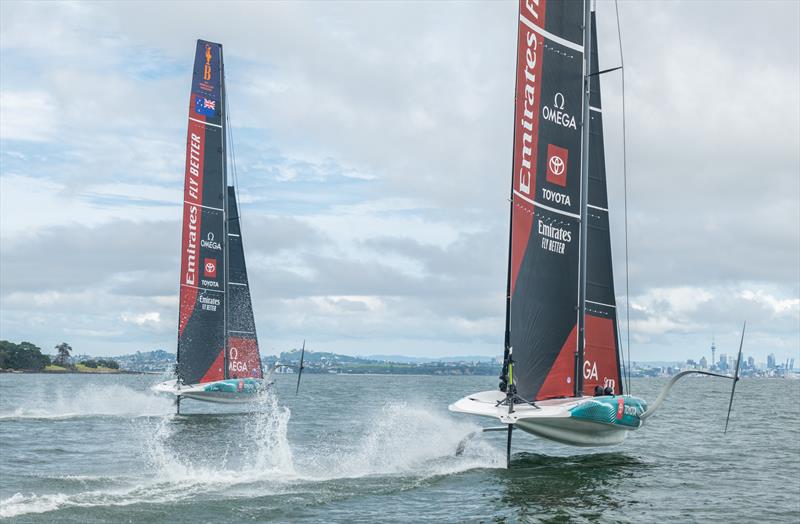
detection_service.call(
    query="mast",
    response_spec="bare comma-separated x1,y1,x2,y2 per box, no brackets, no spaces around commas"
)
501,3,523,393
502,196,513,390
221,45,229,380
575,0,593,397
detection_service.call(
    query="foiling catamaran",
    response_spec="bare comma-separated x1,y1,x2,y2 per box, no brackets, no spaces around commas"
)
153,40,305,411
449,1,743,466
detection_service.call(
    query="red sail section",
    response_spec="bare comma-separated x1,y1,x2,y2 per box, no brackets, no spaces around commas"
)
582,315,621,394
537,324,577,399
200,349,225,383
227,337,263,379
178,118,206,335
510,0,546,295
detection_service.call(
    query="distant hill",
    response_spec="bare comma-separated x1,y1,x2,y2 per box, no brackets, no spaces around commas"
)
365,355,499,364
113,349,175,373
275,350,364,364
272,350,500,376
109,348,684,376
631,361,683,368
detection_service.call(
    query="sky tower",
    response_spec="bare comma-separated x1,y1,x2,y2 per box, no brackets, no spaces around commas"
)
711,335,716,369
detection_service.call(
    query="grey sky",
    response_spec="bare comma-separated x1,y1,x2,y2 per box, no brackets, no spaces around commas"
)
1,1,798,363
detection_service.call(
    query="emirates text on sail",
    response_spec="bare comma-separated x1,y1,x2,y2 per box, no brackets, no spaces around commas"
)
199,295,219,312
517,1,541,195
538,219,571,255
185,205,198,285
184,132,202,286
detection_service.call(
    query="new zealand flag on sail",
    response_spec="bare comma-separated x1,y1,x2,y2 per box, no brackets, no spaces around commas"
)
194,95,216,117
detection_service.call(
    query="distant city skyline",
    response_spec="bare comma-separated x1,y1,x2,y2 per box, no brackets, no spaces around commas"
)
35,342,800,371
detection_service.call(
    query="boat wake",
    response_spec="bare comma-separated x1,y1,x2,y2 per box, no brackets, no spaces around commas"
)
0,383,174,420
297,401,505,480
1,391,502,518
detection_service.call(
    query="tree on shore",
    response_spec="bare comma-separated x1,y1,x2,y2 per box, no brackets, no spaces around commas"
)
54,342,72,366
97,359,120,369
79,358,120,370
0,341,51,370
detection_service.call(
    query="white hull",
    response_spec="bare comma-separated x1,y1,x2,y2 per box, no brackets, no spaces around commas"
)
152,378,268,404
449,390,634,447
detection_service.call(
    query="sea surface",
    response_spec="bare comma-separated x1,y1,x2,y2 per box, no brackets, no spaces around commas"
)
0,373,798,523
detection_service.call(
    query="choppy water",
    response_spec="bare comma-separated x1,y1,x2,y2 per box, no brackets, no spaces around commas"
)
0,373,798,522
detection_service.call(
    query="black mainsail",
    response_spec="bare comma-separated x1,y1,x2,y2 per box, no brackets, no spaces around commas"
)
226,186,263,379
504,1,622,401
176,40,262,386
584,11,623,396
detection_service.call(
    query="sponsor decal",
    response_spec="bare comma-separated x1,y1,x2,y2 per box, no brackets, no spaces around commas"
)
199,43,216,93
199,295,220,312
541,187,571,206
204,44,212,81
229,344,249,374
204,258,217,278
522,0,543,21
616,398,625,420
182,130,204,287
187,132,202,202
184,204,199,285
227,338,262,379
515,1,545,196
538,219,572,255
542,92,577,130
201,232,222,251
583,359,599,380
517,31,540,196
546,144,569,187
509,0,546,295
194,96,216,117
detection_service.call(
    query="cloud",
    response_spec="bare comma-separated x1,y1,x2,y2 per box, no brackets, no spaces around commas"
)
120,311,161,326
0,91,57,142
739,289,800,315
0,1,797,363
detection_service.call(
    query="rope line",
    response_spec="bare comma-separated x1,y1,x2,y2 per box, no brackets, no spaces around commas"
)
614,0,632,394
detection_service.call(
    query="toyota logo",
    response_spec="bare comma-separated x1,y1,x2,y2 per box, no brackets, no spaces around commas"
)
205,261,216,273
549,155,565,176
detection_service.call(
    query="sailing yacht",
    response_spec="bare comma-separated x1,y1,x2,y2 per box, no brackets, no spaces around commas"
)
449,1,741,463
153,40,267,406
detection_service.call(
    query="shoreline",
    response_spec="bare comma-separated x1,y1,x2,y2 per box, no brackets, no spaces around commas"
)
0,369,147,375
